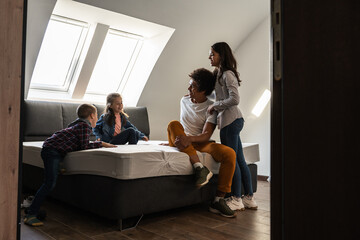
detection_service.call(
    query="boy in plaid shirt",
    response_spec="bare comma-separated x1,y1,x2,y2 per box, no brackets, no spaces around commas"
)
24,104,116,227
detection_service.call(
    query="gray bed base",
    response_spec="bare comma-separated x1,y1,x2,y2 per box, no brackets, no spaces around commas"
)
22,163,257,230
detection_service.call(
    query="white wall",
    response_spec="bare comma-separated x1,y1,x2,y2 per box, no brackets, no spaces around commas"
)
25,0,56,99
235,16,271,177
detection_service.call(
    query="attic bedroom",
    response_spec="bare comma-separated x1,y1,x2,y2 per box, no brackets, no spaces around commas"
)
21,0,271,238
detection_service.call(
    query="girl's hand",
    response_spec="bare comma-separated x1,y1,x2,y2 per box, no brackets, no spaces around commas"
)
142,136,149,141
102,142,117,148
207,105,215,115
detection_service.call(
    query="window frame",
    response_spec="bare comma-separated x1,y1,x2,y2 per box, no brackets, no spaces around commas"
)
85,28,144,96
29,15,89,92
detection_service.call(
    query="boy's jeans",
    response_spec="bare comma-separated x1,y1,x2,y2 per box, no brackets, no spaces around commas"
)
220,118,253,198
27,147,63,215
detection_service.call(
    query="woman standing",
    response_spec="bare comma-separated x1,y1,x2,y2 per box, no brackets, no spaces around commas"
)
208,42,257,211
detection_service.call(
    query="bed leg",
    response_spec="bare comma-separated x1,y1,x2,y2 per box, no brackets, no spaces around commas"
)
118,214,144,231
118,219,123,231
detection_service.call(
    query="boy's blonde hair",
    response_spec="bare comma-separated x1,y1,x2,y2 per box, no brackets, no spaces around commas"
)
77,104,97,119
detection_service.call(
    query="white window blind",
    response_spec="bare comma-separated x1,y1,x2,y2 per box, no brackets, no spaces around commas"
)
86,29,143,95
30,15,88,91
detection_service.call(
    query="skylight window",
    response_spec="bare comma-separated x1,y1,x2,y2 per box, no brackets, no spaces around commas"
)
26,0,175,105
86,30,143,95
30,15,88,91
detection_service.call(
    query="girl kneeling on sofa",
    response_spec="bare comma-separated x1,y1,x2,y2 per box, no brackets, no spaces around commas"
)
94,93,148,144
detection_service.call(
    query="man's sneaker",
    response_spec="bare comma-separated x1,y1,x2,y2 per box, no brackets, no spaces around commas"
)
209,198,236,218
194,166,213,187
225,196,245,211
242,195,258,210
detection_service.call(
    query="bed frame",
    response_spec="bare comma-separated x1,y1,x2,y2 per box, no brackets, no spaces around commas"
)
21,100,257,230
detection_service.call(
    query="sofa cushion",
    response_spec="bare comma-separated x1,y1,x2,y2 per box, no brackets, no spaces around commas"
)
124,107,150,138
24,100,63,140
24,100,150,141
61,103,80,129
94,104,105,117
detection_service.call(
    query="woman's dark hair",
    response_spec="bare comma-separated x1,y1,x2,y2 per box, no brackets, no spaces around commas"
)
189,68,216,96
104,93,128,126
211,42,241,86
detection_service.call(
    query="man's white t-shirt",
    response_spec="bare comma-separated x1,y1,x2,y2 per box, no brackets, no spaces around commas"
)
180,95,217,136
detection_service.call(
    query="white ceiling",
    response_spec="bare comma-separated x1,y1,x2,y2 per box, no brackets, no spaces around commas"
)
75,0,270,52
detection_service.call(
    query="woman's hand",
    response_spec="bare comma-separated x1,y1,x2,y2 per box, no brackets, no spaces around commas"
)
142,136,149,141
207,105,215,115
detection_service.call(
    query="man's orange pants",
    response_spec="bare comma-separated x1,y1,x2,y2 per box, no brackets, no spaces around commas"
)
167,120,236,193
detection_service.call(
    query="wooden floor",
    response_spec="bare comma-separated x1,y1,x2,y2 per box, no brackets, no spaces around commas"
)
21,181,270,240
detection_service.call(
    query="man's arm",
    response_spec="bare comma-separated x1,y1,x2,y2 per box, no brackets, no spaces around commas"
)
190,122,216,143
175,122,216,149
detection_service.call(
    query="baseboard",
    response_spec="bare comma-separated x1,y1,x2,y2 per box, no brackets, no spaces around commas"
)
257,175,269,181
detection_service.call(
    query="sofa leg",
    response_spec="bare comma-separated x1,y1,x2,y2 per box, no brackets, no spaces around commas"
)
118,214,144,231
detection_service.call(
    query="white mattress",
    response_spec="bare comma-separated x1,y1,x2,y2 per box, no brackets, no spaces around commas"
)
23,140,259,180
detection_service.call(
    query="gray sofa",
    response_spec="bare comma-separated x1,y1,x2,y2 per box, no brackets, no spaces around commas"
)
22,100,257,230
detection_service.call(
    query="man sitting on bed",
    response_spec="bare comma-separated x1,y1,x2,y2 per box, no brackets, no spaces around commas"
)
166,68,237,218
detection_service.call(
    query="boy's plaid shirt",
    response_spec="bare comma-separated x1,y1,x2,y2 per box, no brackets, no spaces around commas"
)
43,120,101,155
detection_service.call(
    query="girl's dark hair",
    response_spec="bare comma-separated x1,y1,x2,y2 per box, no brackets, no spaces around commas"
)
211,42,241,86
189,68,215,96
104,93,128,126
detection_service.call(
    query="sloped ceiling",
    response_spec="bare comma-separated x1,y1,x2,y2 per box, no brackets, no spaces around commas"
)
75,0,270,52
